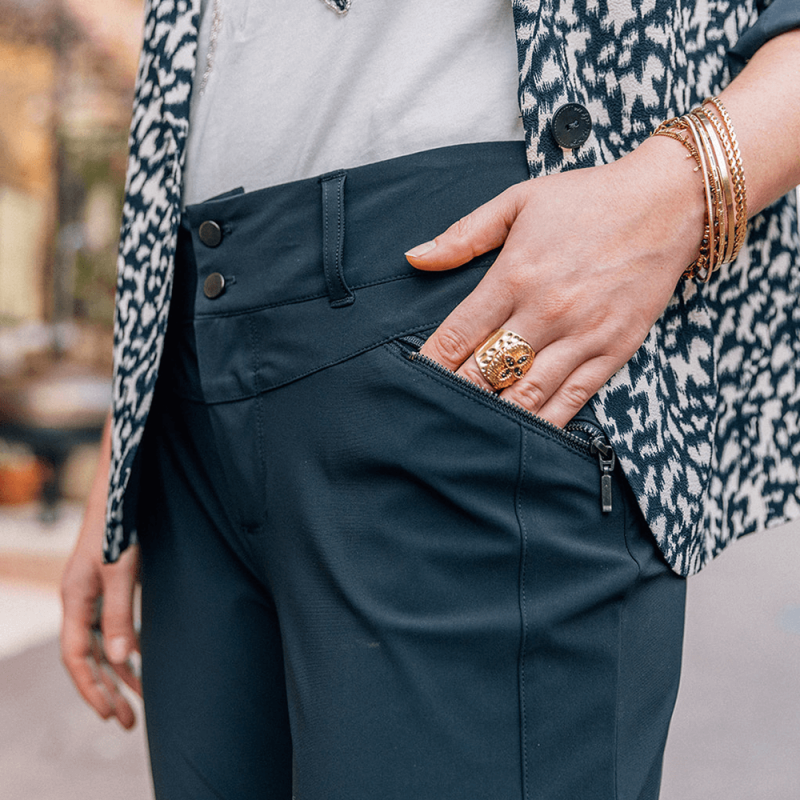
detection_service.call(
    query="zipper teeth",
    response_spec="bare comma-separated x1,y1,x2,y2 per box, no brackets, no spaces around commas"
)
407,349,591,454
564,420,604,441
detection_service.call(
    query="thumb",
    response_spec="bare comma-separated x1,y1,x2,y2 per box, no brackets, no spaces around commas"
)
100,546,140,665
405,184,522,271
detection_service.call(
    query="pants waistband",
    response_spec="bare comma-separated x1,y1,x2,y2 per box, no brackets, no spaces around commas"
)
175,141,528,320
166,142,529,404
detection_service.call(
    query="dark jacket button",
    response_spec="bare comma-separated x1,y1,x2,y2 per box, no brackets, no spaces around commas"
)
551,103,592,149
199,220,223,247
203,272,226,299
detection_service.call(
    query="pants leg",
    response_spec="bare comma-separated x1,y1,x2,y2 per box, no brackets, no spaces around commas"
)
214,337,686,800
137,385,293,800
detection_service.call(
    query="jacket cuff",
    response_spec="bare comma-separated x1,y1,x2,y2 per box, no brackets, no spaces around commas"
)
729,0,800,75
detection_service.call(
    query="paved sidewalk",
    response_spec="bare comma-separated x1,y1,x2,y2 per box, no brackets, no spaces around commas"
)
1,503,799,798
661,519,800,800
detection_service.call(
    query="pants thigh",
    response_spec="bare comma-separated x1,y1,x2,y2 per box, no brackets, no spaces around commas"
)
224,340,686,800
137,387,293,800
516,423,686,800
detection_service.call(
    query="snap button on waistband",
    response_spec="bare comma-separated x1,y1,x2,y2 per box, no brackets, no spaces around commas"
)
203,272,226,299
199,220,223,247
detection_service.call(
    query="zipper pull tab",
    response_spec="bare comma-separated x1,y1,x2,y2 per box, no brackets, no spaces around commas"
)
590,437,615,514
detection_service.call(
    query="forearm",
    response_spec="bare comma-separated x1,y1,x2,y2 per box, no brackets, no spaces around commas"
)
718,28,800,215
79,409,112,549
619,27,800,284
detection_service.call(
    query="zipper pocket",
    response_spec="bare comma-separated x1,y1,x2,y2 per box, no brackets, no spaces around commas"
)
397,333,594,443
397,335,616,514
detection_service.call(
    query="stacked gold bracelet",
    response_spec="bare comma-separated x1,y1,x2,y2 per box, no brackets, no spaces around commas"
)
651,97,748,282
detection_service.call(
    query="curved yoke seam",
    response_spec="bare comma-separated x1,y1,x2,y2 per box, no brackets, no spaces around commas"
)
385,342,595,463
178,322,446,405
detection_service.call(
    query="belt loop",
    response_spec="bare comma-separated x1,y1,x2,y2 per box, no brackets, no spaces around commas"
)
319,170,355,307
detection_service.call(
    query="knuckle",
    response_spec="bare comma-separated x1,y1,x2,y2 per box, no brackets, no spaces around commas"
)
430,326,472,365
558,382,594,410
60,574,80,602
446,217,481,261
448,215,473,243
510,379,547,412
502,266,529,297
101,615,126,637
61,650,80,673
461,363,491,391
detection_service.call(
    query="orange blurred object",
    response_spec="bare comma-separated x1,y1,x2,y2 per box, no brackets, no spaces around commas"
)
0,457,45,505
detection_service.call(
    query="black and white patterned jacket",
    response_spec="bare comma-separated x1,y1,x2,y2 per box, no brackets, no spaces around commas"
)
105,0,800,575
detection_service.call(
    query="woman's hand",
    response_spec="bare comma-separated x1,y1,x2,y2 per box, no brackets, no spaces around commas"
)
405,135,704,428
60,414,141,729
406,29,800,429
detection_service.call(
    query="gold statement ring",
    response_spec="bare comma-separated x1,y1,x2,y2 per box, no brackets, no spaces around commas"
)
474,329,535,390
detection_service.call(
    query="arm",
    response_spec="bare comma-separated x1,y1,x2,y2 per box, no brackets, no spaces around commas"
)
406,30,800,427
61,411,141,729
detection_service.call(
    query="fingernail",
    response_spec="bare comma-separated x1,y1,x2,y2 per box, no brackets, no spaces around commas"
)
106,637,129,664
405,240,436,258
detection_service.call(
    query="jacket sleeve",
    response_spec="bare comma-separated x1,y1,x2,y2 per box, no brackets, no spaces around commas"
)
729,0,800,73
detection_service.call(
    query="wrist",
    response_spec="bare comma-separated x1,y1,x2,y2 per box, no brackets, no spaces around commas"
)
624,134,707,280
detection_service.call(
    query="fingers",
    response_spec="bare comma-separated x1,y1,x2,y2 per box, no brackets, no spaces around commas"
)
534,356,621,428
100,546,141,670
450,329,622,428
418,268,516,371
89,632,138,730
405,185,522,271
109,657,143,698
100,546,142,707
61,545,141,728
496,330,588,411
61,593,116,721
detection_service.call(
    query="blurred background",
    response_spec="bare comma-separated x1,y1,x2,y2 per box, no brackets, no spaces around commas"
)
0,1,798,797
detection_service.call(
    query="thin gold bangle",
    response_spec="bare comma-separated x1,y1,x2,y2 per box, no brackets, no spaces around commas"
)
690,113,727,270
682,113,717,279
704,98,748,261
694,109,735,265
686,113,723,276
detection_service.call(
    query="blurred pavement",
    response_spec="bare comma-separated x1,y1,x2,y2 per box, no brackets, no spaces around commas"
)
0,502,799,799
0,503,150,800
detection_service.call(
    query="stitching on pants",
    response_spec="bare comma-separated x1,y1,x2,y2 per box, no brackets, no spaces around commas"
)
247,313,266,530
191,257,496,320
198,322,445,405
614,478,641,800
515,429,530,799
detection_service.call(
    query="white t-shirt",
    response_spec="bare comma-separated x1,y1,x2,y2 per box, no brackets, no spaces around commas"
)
182,0,524,205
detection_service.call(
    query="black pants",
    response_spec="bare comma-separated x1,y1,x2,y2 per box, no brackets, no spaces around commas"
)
136,143,686,800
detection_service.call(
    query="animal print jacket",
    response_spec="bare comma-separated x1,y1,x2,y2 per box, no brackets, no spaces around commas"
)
105,0,800,576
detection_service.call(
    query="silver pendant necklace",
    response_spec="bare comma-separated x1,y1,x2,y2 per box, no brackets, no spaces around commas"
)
320,0,351,14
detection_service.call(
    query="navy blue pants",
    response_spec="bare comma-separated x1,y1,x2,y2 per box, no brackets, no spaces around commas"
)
136,143,686,800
